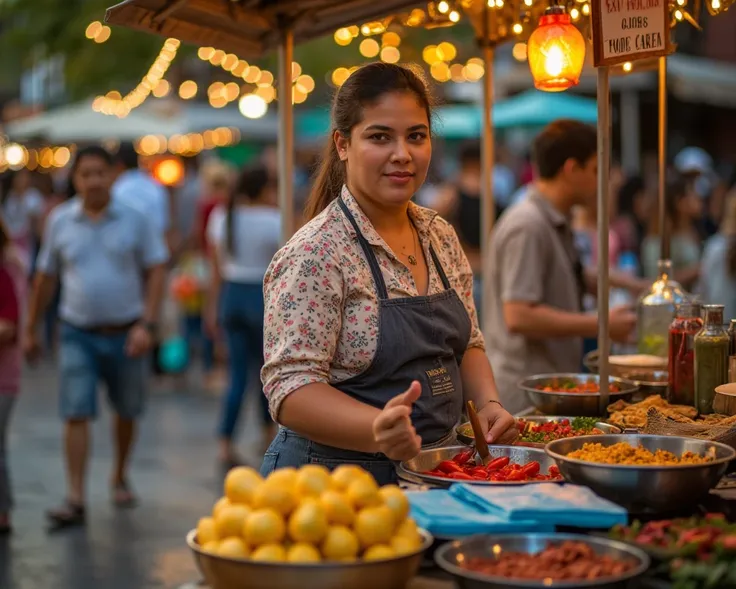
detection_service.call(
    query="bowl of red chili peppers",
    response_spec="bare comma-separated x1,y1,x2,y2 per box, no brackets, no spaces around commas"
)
398,445,563,487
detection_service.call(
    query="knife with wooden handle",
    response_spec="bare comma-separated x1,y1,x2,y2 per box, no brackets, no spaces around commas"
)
467,400,491,466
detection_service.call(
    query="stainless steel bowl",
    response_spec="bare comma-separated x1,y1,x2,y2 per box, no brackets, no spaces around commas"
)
187,528,433,589
545,434,736,513
399,445,560,487
434,533,650,589
519,374,639,417
584,352,668,400
456,417,621,448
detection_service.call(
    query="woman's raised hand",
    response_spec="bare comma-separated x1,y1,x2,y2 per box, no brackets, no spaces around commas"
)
372,381,423,461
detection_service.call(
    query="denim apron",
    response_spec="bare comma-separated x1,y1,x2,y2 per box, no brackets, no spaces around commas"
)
261,199,472,485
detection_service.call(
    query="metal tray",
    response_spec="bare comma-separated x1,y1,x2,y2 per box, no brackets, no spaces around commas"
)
456,417,621,448
399,445,560,487
434,533,650,589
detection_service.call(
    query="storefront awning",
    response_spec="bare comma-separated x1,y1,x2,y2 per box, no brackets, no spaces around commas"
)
105,0,425,57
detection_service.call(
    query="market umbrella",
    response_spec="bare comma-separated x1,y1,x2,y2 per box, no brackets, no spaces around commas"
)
5,99,278,143
105,0,425,57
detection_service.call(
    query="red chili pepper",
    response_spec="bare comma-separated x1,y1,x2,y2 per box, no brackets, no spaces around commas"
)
437,460,463,474
486,456,510,471
453,450,474,465
447,471,474,480
469,467,489,479
505,470,526,481
508,463,522,471
521,461,540,477
549,465,560,476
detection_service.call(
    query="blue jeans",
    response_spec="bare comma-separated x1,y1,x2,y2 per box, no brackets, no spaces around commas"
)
182,314,214,372
59,323,148,419
218,282,271,439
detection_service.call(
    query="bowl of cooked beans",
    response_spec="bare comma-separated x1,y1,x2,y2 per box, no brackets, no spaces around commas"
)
434,533,650,589
518,374,639,417
545,434,736,514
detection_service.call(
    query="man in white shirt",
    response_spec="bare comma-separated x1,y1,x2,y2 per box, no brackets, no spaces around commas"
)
112,142,174,252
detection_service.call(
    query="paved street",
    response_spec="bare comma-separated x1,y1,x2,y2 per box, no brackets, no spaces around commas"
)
0,360,266,589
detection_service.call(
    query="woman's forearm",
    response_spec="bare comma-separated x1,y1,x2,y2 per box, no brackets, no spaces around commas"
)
461,347,502,409
278,383,383,453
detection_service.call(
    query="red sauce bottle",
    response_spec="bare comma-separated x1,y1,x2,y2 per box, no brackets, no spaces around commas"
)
668,302,702,406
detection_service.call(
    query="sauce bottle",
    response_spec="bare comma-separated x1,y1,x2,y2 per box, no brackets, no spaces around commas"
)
668,302,702,406
694,304,729,414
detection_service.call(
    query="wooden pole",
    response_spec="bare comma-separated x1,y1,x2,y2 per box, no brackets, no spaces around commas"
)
277,26,295,245
658,56,669,260
597,66,611,415
480,2,495,329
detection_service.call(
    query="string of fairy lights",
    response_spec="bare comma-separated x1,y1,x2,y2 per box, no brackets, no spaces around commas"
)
3,0,729,170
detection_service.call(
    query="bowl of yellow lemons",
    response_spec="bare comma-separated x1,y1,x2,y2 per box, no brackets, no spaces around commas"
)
187,464,432,589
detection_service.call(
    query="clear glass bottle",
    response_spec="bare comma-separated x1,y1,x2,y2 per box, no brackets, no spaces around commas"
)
637,259,688,358
694,305,730,414
667,302,702,406
728,319,736,357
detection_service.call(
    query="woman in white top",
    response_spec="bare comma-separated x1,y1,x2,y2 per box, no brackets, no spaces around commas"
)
206,165,281,465
1,170,44,271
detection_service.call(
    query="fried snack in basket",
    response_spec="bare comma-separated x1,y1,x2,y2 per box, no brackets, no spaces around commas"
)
606,395,698,429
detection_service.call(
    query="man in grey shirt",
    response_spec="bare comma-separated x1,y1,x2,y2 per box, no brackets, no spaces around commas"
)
485,120,637,414
24,146,168,528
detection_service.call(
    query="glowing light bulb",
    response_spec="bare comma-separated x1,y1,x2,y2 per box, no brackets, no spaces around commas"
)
437,0,450,13
238,94,268,119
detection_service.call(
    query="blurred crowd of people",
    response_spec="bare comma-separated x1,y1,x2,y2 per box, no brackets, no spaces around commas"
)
2,128,736,530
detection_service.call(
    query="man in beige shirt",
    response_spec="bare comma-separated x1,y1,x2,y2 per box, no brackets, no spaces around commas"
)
485,120,637,414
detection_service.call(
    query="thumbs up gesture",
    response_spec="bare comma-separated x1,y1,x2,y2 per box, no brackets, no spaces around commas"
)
372,381,423,461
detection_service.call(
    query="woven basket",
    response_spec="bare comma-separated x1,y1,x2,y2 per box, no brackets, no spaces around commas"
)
642,408,736,450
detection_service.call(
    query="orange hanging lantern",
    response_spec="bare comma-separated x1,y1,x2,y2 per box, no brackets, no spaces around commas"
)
527,5,586,92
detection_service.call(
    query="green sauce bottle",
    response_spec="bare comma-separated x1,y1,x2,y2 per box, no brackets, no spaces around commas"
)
694,304,729,414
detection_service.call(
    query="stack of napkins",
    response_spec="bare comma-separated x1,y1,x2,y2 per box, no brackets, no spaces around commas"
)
450,484,628,529
407,490,551,537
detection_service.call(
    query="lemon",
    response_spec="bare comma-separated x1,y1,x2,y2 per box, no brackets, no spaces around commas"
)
394,517,421,543
321,525,360,560
201,540,219,554
244,508,286,546
288,500,329,544
354,506,395,548
212,496,231,518
287,542,322,563
330,465,367,491
379,485,409,525
295,465,331,497
391,535,419,555
320,490,355,526
217,537,249,559
214,504,251,539
363,544,395,561
252,480,298,516
266,467,298,489
224,467,263,504
196,516,219,545
251,543,287,562
346,477,381,510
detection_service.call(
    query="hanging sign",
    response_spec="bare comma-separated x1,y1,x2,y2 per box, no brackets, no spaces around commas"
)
591,0,673,67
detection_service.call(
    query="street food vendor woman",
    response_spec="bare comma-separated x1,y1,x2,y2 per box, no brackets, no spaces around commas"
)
260,63,517,485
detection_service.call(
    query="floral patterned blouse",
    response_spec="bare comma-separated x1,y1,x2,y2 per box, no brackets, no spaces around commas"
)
262,185,484,420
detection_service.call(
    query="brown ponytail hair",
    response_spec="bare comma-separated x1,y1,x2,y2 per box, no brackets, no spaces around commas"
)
304,62,433,220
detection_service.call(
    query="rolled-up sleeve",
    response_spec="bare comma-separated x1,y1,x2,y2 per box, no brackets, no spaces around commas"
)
137,213,169,268
499,228,546,304
261,237,344,421
35,211,61,276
